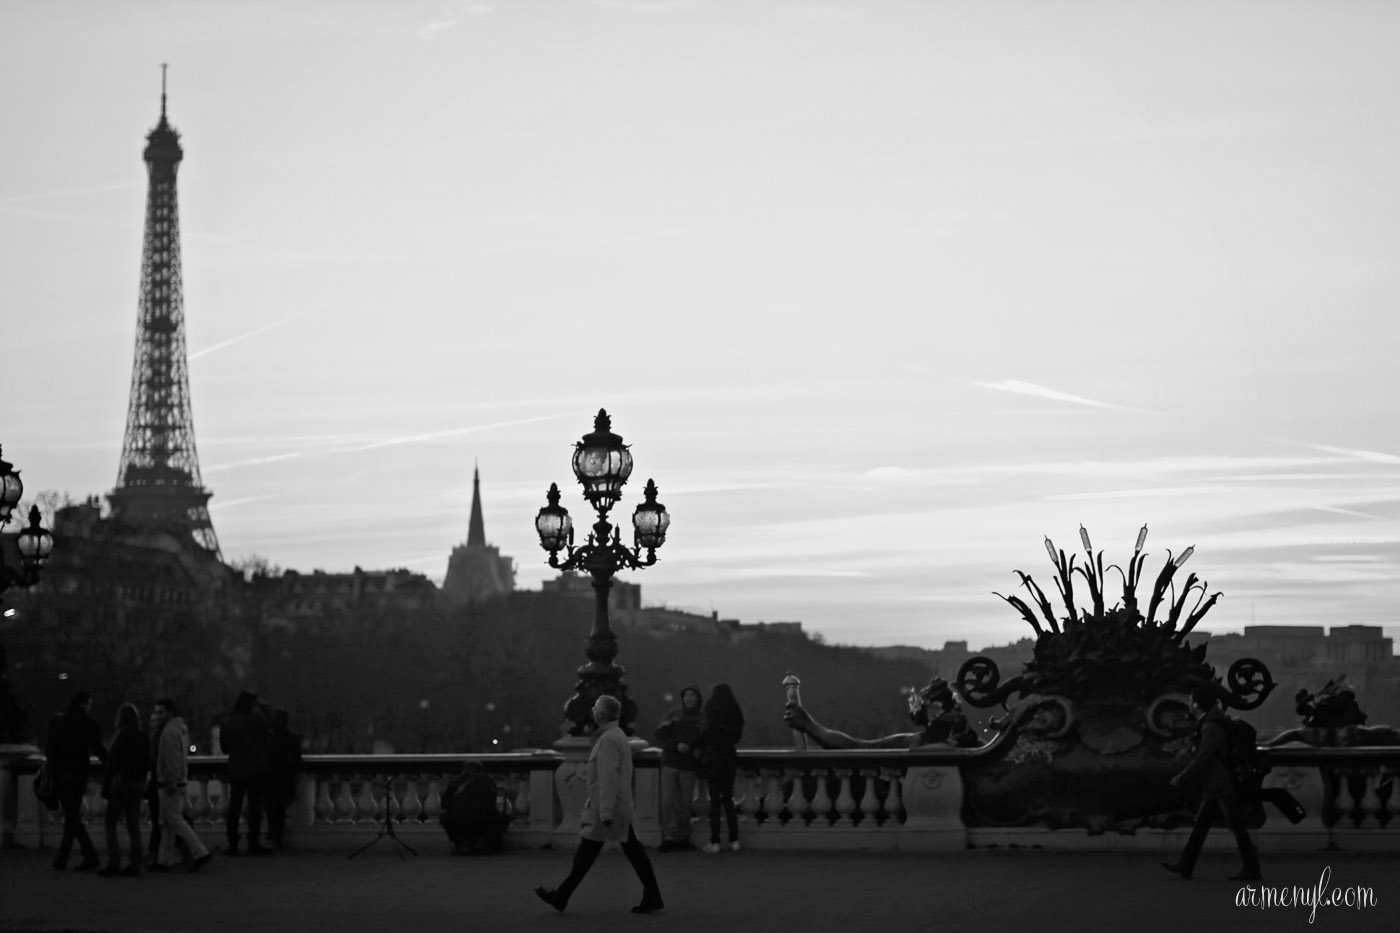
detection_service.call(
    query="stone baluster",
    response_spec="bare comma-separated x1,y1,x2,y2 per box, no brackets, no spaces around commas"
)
834,769,857,825
1375,767,1394,829
808,769,832,825
211,779,228,826
384,780,401,823
511,773,530,822
314,779,333,824
763,771,784,825
1344,769,1368,828
356,779,378,823
192,778,213,825
785,768,809,826
859,769,881,825
1357,770,1382,829
738,770,761,821
400,777,422,824
882,768,904,823
423,779,442,821
82,778,101,827
334,778,356,823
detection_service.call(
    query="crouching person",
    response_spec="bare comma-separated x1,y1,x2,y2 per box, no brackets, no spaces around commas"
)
440,760,510,854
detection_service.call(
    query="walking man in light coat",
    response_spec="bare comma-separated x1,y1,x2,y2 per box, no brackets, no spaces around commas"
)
535,694,664,914
151,698,212,872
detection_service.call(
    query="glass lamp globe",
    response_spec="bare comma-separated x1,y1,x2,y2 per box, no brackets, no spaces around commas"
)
534,484,573,554
571,409,633,515
631,479,669,551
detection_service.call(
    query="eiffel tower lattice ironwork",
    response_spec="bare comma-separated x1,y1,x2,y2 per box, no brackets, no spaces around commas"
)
109,66,221,559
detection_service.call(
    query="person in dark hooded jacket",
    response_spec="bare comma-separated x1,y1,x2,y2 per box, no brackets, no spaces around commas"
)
220,690,270,855
655,683,703,852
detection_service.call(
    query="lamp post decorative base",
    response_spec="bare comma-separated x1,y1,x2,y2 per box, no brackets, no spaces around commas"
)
563,673,638,738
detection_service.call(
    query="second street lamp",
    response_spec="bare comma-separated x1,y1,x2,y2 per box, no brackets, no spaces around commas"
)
535,410,670,735
1,445,55,745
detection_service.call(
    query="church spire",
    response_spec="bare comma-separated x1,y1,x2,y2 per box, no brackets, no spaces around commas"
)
467,462,486,548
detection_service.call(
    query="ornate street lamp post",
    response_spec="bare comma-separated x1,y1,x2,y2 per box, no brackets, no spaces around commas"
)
1,445,55,744
535,410,670,735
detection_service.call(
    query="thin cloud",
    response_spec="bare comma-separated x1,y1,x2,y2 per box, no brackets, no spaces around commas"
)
0,183,141,205
973,379,1146,412
204,453,307,474
328,414,569,454
417,1,495,39
1305,444,1400,465
588,0,692,12
189,309,316,361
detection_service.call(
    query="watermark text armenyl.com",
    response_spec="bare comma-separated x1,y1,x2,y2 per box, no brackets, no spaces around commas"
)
1235,866,1376,924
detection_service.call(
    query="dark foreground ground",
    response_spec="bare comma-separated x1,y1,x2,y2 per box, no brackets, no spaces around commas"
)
2,843,1396,933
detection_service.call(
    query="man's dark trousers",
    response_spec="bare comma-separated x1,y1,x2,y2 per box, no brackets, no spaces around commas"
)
226,778,265,852
557,826,661,904
1177,793,1259,875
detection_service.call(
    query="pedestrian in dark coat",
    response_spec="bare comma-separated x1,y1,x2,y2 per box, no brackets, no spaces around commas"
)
46,690,107,871
99,703,149,877
699,683,745,853
220,690,270,855
264,707,303,850
1163,687,1261,881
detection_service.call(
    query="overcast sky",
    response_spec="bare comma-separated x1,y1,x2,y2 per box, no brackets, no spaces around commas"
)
3,0,1397,651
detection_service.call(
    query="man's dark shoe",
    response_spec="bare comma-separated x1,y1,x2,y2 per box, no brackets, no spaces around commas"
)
535,886,567,912
1229,870,1262,882
189,852,214,873
1161,861,1191,879
120,865,142,878
657,840,679,853
50,856,66,871
98,865,122,877
74,856,100,871
148,863,174,873
246,844,271,856
631,897,665,914
222,845,240,856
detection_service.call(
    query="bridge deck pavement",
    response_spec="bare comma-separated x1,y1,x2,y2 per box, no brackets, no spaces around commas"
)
2,839,1396,933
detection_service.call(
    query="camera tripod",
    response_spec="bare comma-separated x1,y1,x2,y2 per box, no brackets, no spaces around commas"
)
347,778,417,860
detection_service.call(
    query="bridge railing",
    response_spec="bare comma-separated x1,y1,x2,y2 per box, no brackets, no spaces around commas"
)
3,743,1397,853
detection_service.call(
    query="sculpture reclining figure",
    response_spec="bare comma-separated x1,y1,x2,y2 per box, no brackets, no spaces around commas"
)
783,677,982,750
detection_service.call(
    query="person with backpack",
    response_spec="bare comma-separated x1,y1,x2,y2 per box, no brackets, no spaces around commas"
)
1162,686,1261,882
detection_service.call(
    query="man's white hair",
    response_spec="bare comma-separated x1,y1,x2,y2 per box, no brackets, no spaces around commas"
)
594,694,622,722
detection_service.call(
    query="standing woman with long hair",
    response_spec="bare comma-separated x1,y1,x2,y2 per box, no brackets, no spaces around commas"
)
100,703,149,876
699,683,744,853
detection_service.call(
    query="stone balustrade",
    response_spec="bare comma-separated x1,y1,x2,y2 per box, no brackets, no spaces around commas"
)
3,743,1398,854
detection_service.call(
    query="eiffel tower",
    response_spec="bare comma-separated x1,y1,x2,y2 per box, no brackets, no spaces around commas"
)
108,66,221,559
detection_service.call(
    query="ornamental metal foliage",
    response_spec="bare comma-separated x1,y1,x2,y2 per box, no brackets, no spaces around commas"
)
959,525,1274,709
